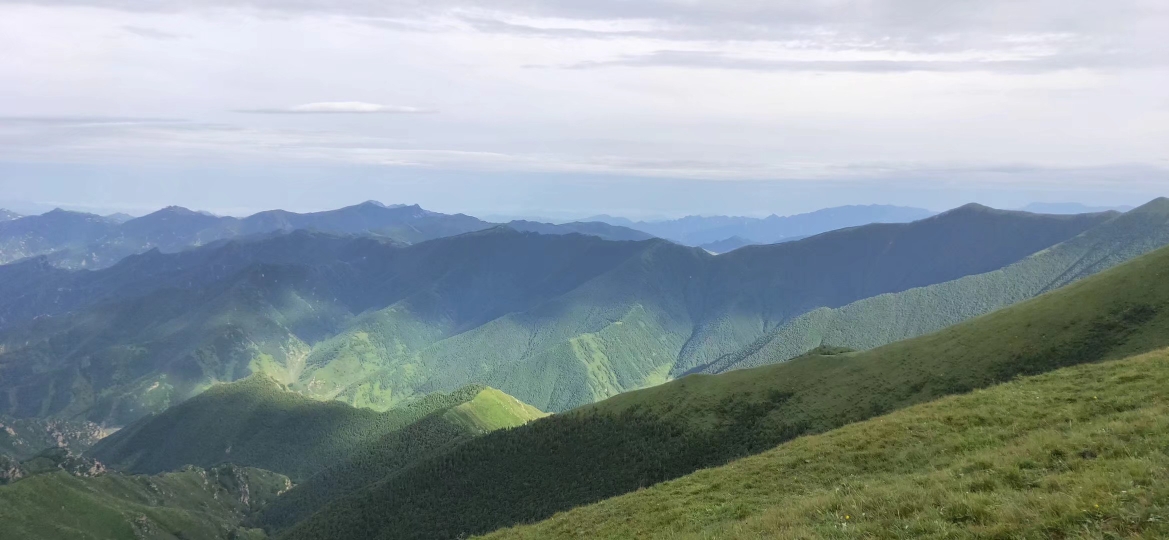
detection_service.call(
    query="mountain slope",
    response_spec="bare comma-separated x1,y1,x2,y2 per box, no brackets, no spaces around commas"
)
698,235,757,254
0,209,20,222
704,197,1169,373
279,241,1169,540
88,375,536,482
254,386,545,532
486,347,1169,539
0,415,106,460
0,462,288,540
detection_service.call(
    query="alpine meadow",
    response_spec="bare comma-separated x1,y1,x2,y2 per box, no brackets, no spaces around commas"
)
2,0,1167,538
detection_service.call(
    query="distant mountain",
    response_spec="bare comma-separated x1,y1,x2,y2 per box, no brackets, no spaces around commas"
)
0,204,1115,425
1023,202,1135,214
0,209,19,222
89,376,541,483
0,458,288,540
504,220,654,241
279,239,1169,540
593,204,936,246
703,198,1169,373
103,212,136,223
697,235,757,254
0,201,495,269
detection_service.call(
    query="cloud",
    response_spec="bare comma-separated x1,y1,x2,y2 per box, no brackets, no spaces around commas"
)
0,116,187,125
235,101,434,114
122,25,183,39
554,49,1123,74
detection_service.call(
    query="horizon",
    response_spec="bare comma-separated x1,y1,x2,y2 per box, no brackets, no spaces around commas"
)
0,197,1146,222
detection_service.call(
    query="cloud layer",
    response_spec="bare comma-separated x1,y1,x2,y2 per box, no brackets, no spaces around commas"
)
236,102,433,114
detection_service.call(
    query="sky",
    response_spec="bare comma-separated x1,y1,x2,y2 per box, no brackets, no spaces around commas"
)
0,0,1167,219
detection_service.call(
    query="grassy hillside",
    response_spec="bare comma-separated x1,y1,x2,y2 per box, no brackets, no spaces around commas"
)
254,387,545,532
88,376,510,482
0,463,288,540
704,197,1169,373
279,241,1169,540
486,347,1169,539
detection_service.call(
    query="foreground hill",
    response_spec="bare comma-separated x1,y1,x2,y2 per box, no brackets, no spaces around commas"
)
279,241,1169,540
89,376,541,483
504,220,654,241
703,197,1169,373
0,461,288,540
0,205,1124,423
487,347,1169,539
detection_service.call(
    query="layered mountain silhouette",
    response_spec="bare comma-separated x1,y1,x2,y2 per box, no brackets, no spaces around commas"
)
0,203,1124,425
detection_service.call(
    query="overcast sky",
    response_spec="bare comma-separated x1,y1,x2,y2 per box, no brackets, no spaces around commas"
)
1,0,1166,218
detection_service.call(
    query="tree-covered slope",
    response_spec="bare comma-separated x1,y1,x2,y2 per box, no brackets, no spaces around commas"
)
0,205,1121,423
486,347,1169,539
253,387,545,532
88,375,536,483
279,241,1169,540
0,461,289,540
704,197,1169,373
0,415,106,460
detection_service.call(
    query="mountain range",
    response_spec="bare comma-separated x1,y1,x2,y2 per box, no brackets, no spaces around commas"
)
2,197,1169,539
0,203,1121,426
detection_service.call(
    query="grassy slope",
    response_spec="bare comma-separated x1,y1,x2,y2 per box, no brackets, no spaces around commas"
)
487,348,1169,539
88,375,495,482
280,242,1169,540
0,464,289,540
705,197,1169,374
254,387,546,532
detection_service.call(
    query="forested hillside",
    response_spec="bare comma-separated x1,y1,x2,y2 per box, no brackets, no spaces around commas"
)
89,376,541,483
280,241,1169,540
486,347,1169,539
703,197,1169,373
0,205,1124,424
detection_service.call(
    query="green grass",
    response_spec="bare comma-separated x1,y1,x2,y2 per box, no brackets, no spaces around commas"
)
278,241,1169,540
0,464,288,540
485,347,1169,539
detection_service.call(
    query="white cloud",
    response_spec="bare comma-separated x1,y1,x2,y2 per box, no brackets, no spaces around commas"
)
237,101,434,114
